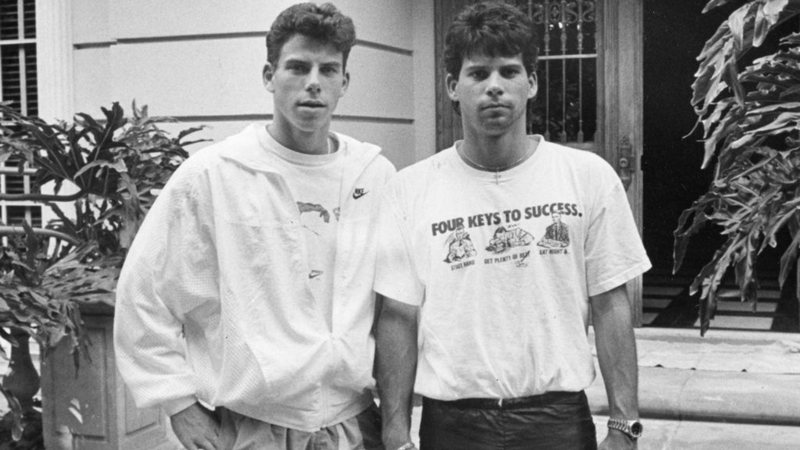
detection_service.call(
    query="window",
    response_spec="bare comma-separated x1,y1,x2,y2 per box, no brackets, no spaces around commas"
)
1,0,42,228
522,0,598,144
434,0,600,151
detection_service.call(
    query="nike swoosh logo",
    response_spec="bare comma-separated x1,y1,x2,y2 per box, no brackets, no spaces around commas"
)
352,188,368,200
308,270,324,279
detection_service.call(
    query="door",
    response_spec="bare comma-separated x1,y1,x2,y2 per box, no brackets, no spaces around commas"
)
434,0,645,324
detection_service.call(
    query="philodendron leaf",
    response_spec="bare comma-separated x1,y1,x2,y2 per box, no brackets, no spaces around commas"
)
73,159,127,179
727,4,751,51
781,31,800,45
704,0,740,14
779,226,800,287
754,0,790,47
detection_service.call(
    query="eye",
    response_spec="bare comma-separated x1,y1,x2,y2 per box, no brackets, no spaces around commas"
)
469,70,489,80
285,62,309,73
320,65,340,75
501,67,521,78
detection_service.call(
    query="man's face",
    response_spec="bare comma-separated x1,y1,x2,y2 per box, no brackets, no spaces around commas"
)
446,53,536,137
264,34,349,133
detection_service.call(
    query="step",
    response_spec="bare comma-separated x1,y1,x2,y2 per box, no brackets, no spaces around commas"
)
587,327,800,425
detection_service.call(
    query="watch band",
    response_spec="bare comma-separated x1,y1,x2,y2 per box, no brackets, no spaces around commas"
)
607,418,643,440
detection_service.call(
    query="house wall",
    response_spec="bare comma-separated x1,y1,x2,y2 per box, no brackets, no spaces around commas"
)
67,0,437,169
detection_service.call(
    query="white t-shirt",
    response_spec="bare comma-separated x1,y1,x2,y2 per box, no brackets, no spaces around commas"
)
262,131,343,329
374,136,651,400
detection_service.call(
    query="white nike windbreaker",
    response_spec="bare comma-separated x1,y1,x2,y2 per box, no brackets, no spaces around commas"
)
113,124,395,431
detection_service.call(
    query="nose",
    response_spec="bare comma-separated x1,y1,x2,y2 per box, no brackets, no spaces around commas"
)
306,67,321,94
486,72,503,96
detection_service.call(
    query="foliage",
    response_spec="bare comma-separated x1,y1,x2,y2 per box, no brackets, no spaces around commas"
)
0,410,42,449
0,101,203,340
675,0,800,334
0,101,205,443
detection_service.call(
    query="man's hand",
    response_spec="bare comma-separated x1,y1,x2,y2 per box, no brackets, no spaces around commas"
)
170,402,221,450
383,427,417,450
599,429,637,450
375,295,419,450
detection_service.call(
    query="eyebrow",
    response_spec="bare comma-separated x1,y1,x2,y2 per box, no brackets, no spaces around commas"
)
282,58,342,68
464,62,525,70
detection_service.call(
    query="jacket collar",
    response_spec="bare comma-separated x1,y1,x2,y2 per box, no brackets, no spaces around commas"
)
219,124,382,197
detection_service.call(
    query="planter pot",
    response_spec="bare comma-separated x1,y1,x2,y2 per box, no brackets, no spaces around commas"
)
40,303,174,449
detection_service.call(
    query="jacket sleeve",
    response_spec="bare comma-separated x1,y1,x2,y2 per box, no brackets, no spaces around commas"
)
113,160,218,416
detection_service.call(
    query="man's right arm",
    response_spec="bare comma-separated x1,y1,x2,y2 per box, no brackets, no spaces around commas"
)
113,163,222,449
375,294,418,450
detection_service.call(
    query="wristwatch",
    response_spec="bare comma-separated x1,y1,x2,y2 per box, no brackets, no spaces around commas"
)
607,418,643,440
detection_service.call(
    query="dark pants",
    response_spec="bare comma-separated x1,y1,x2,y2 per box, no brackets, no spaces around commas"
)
419,391,597,450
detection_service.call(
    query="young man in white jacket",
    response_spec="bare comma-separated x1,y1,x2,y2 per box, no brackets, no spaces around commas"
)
114,3,395,449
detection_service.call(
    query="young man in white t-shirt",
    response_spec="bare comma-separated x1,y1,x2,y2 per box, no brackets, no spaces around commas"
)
374,2,650,450
114,3,394,449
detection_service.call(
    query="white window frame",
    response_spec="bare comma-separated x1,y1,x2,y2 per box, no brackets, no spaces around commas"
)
0,0,51,231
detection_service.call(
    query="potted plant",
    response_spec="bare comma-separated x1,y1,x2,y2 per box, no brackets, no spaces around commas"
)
675,0,800,334
0,101,205,448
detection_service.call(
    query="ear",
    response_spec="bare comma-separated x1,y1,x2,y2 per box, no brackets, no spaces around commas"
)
263,63,275,93
446,73,459,101
340,70,350,96
527,71,538,100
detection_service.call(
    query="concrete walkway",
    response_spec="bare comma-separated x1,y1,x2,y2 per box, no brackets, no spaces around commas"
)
10,327,800,448
408,327,800,449
588,327,800,449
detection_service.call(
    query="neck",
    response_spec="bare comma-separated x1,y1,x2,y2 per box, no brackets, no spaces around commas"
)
460,127,532,170
267,118,332,155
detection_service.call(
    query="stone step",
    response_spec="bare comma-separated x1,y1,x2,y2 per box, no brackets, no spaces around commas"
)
588,327,800,425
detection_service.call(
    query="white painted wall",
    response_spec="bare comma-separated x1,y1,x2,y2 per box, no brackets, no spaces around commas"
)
412,0,437,162
68,0,437,170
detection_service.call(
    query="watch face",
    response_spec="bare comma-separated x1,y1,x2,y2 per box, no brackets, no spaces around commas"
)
631,421,643,436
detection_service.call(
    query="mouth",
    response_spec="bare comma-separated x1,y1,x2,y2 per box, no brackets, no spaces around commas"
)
298,101,326,109
482,103,507,111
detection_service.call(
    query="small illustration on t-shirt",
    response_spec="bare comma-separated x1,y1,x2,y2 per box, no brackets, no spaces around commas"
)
485,225,534,254
537,212,570,249
297,201,338,279
297,201,332,227
444,225,477,263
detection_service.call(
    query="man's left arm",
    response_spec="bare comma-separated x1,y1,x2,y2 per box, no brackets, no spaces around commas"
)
591,283,639,450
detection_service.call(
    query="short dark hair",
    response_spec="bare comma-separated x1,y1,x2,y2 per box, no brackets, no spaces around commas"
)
266,3,356,69
444,1,538,78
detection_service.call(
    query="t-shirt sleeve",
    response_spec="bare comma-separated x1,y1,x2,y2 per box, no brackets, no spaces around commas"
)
584,167,652,297
374,184,424,306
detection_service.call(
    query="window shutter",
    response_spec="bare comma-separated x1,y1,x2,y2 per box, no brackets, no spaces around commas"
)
0,0,41,229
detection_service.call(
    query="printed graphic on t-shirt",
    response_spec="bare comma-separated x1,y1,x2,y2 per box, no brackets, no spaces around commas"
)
537,212,570,249
486,224,534,254
297,201,332,226
431,202,580,270
297,201,338,278
443,225,477,264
